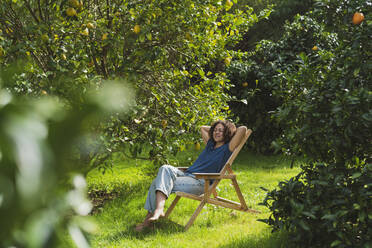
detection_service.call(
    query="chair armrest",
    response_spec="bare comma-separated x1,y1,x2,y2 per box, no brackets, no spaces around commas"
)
193,173,236,180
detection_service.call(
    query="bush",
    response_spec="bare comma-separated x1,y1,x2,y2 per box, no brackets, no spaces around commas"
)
227,15,338,154
273,1,371,164
260,161,372,247
259,0,372,247
236,0,314,51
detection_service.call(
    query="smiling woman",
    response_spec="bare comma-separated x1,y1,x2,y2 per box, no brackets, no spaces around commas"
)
135,120,247,232
209,120,237,148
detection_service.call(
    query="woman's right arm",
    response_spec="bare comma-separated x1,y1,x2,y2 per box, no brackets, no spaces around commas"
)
200,126,210,144
228,126,247,152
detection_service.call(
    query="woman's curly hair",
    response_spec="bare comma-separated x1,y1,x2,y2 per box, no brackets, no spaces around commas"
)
209,120,237,143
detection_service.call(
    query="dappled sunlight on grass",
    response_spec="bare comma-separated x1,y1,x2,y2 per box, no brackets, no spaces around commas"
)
80,151,301,247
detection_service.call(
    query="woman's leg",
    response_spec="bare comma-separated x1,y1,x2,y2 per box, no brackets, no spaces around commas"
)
144,165,182,213
148,190,167,221
171,175,205,195
136,165,183,231
135,190,167,231
149,175,205,221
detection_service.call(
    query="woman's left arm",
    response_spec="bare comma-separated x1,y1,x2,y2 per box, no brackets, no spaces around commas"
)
200,126,211,144
228,126,247,152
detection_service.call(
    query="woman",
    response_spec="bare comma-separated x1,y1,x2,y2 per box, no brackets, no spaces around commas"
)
135,120,247,231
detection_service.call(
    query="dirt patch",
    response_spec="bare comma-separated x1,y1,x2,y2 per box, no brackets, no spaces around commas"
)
88,190,120,215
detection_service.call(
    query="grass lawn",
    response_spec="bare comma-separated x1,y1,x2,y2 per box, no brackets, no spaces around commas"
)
62,150,301,247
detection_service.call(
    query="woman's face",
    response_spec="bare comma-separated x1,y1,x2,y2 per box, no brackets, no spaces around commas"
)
213,123,225,143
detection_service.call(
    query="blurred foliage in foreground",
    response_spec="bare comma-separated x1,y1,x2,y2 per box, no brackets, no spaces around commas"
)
0,69,133,247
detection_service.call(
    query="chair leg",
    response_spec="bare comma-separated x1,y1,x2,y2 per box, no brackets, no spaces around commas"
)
184,201,206,231
212,188,218,198
231,178,248,210
164,195,181,218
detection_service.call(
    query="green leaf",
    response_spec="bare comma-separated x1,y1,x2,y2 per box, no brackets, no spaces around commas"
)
361,113,372,121
302,211,316,219
351,172,361,179
321,214,336,220
298,220,310,231
311,180,328,186
331,240,342,247
146,33,152,41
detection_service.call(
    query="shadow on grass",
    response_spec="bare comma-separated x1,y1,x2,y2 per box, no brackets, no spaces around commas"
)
152,218,185,232
218,230,290,248
93,178,187,242
104,218,185,241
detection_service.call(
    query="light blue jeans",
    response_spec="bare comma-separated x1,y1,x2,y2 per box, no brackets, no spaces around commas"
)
144,165,205,213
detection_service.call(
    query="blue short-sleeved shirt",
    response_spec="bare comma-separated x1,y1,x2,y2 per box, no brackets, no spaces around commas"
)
186,139,232,174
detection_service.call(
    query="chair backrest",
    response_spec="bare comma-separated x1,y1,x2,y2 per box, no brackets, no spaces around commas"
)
220,129,252,174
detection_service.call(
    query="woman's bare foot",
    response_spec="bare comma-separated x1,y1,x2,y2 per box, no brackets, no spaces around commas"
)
148,209,165,221
148,191,167,222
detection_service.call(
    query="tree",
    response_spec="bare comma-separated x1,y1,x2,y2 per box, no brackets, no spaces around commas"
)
227,14,338,154
258,0,372,246
0,0,262,167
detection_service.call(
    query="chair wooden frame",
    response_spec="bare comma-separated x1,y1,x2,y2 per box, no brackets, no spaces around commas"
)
164,128,260,230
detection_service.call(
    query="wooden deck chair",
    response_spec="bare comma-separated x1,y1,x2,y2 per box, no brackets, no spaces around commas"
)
164,128,260,230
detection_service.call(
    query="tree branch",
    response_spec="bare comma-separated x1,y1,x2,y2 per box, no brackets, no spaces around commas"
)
97,0,104,19
23,0,40,23
38,0,44,22
88,42,103,76
123,151,151,161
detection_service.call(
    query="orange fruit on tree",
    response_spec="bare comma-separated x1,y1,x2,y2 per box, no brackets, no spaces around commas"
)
133,24,141,34
69,0,79,8
86,22,95,29
41,34,49,42
102,33,108,40
66,7,77,16
352,12,364,25
161,120,168,129
242,82,248,87
224,57,231,66
194,142,201,151
225,0,233,8
81,28,89,36
185,32,192,40
312,45,318,51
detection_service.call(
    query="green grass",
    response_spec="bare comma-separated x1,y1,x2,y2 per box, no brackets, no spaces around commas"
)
63,151,301,247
